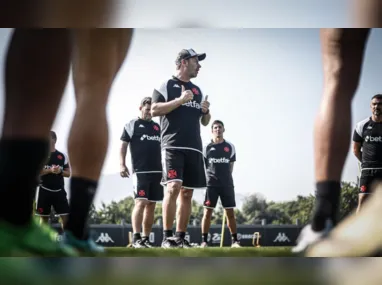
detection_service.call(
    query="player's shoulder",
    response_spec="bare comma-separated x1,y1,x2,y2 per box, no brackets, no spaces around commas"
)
224,140,235,149
355,117,371,134
149,120,160,128
355,117,371,127
155,77,174,90
125,118,139,127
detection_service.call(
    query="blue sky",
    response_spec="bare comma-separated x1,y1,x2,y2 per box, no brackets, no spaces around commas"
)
0,26,380,204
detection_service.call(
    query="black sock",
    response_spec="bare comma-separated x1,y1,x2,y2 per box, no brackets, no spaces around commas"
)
231,233,238,242
311,181,341,232
163,230,173,240
133,233,141,243
0,139,49,225
66,177,98,240
202,233,208,243
175,231,186,239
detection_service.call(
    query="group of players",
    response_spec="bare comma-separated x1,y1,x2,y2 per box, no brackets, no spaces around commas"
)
34,48,242,249
119,48,240,248
1,12,382,256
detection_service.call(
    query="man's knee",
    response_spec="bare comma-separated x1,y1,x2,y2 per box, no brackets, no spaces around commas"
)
165,182,182,199
145,201,156,211
180,188,193,201
134,199,149,211
225,208,235,219
203,208,213,219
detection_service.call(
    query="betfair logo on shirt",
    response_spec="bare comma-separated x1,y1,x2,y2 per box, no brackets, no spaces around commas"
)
140,135,161,142
365,136,382,143
182,101,201,109
209,157,230,164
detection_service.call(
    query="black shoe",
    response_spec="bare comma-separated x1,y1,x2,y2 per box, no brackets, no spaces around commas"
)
142,238,154,248
132,239,147,248
161,238,179,248
175,237,193,248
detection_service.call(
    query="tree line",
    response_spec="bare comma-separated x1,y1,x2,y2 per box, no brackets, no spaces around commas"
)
49,181,359,225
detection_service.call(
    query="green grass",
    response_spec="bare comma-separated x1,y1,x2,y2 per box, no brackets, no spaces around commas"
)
103,246,296,257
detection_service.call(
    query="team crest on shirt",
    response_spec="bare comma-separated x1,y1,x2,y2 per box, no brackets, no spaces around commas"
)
153,125,159,131
191,88,199,95
57,154,63,160
224,147,230,153
167,169,177,179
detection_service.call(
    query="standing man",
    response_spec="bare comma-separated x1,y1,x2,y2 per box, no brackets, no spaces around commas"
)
291,28,372,254
36,131,71,232
293,27,382,257
151,49,211,248
352,95,382,214
200,120,240,248
120,97,163,248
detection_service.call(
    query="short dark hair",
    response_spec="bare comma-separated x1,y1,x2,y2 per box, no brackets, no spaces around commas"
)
211,120,224,129
140,97,152,107
372,94,382,100
50,131,57,141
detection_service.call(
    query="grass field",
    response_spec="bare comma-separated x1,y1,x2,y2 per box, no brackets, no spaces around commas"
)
103,246,296,257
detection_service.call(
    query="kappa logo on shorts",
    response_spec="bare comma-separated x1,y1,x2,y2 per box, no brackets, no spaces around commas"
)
138,190,146,197
38,208,44,214
360,185,367,192
205,200,211,206
167,169,177,179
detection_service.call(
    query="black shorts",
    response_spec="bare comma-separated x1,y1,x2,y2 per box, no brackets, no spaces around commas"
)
161,148,207,189
132,172,163,202
203,186,236,209
359,169,382,194
35,186,70,216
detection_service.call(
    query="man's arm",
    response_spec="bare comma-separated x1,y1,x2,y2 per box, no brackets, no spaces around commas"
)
120,141,129,167
201,112,211,126
151,98,184,117
352,125,364,163
61,154,71,177
40,168,52,176
229,143,236,173
353,141,362,162
151,84,190,117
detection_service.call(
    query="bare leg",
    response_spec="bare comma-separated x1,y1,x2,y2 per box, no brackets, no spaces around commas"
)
225,208,239,244
65,29,134,241
354,0,382,28
0,29,71,226
175,188,193,239
310,29,370,232
162,181,181,240
142,202,156,238
201,208,213,244
131,199,148,242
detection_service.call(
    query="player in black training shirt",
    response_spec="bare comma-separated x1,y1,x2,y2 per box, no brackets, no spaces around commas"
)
36,131,71,231
120,97,162,248
151,49,211,248
352,94,382,214
200,120,240,248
